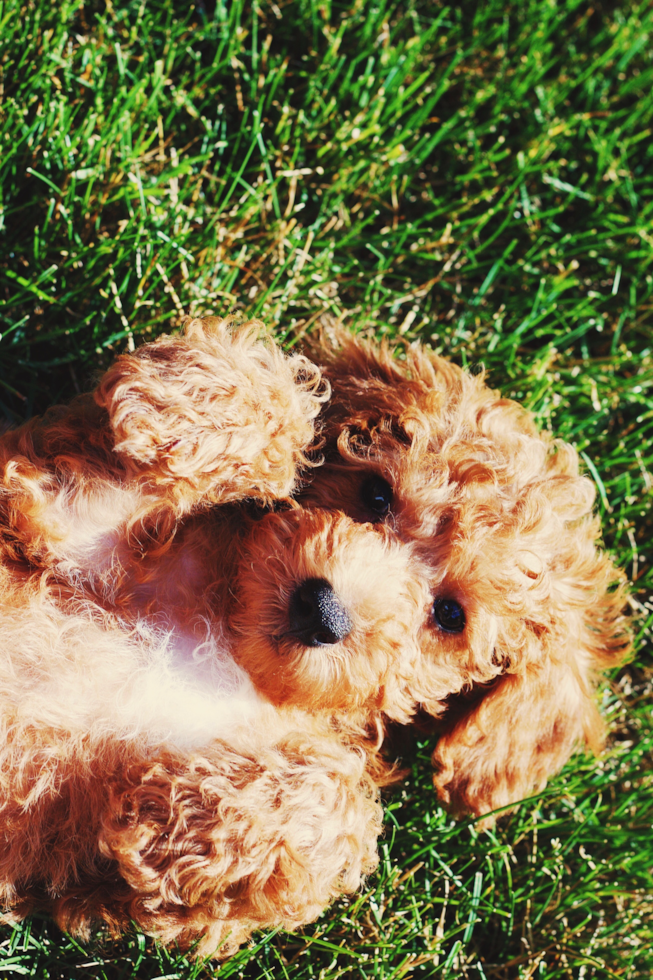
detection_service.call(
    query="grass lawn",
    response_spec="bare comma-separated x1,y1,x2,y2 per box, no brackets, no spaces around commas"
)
1,0,652,976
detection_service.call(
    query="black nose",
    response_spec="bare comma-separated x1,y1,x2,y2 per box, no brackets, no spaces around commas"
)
288,578,352,647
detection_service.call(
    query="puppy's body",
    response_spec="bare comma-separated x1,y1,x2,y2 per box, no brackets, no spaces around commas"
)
0,319,628,954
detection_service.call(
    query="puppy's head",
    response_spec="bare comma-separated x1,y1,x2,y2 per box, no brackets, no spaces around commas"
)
299,332,630,816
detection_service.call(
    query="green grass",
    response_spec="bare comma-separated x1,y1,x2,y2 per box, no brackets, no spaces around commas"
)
1,0,652,976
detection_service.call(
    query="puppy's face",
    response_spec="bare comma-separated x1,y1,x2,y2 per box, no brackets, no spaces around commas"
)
297,349,559,706
295,337,629,814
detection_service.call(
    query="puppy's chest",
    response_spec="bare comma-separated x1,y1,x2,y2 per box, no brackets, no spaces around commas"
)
97,546,262,749
105,620,264,749
22,516,264,749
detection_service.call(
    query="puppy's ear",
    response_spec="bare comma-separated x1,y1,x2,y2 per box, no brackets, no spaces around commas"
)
431,659,603,818
432,570,630,819
429,460,630,819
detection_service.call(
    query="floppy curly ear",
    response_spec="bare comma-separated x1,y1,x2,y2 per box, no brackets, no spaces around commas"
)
431,657,604,818
432,536,630,819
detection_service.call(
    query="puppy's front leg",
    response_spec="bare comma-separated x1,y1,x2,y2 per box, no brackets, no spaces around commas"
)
96,317,327,511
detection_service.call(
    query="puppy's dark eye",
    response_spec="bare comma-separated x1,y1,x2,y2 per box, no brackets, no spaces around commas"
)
433,598,465,633
360,474,393,518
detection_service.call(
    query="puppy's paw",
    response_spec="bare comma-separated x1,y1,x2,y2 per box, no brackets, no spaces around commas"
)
99,728,381,956
95,318,327,509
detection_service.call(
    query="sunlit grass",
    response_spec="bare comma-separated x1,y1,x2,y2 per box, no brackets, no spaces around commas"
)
0,0,651,976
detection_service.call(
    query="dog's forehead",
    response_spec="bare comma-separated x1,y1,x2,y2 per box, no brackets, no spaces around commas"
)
322,359,552,491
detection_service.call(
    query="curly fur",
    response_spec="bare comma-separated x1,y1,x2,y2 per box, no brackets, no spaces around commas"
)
302,332,629,814
0,317,629,955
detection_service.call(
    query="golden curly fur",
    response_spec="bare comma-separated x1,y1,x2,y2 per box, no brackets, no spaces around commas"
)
0,317,629,956
301,334,629,814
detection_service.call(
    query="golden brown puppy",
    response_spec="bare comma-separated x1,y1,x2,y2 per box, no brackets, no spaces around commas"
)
0,318,628,956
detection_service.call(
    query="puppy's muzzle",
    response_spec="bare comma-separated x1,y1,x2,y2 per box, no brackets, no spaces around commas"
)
288,578,352,647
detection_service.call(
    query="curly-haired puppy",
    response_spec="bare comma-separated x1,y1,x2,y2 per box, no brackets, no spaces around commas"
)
0,318,628,956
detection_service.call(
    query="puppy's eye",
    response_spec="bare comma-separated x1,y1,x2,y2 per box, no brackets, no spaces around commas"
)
433,598,465,633
360,474,393,518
